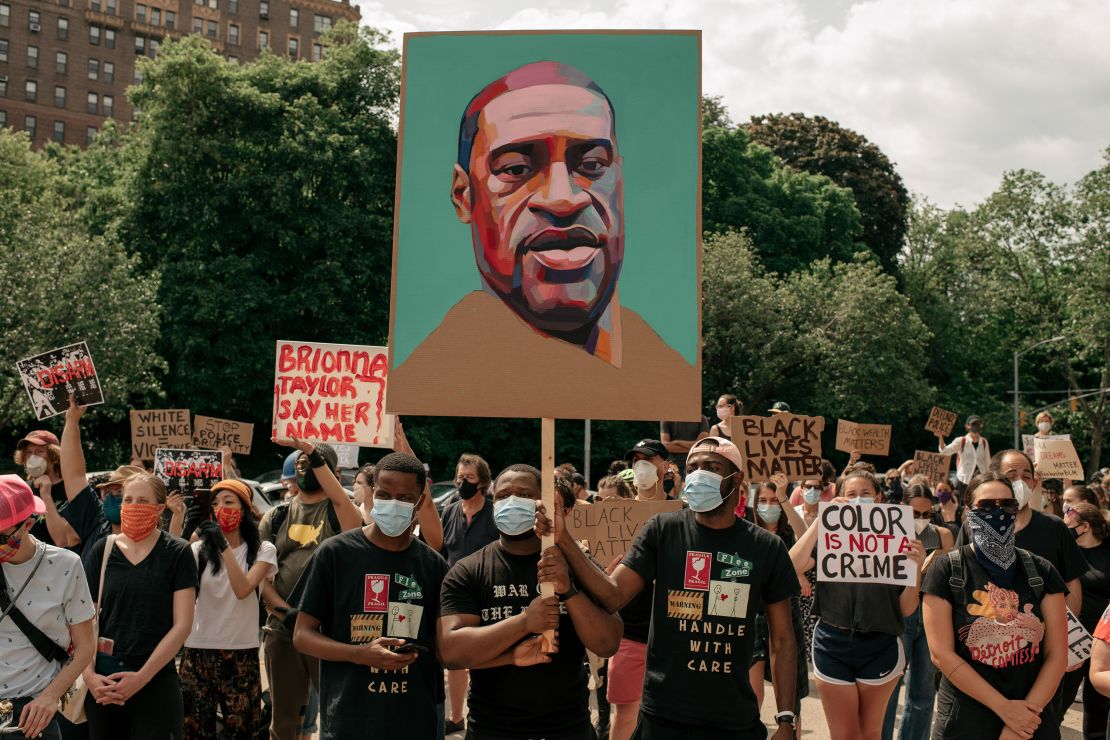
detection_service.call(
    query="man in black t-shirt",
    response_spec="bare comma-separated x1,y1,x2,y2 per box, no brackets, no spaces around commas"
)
293,452,449,740
545,436,799,740
438,464,623,740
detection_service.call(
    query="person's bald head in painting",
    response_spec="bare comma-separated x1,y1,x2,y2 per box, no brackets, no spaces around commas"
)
451,61,624,356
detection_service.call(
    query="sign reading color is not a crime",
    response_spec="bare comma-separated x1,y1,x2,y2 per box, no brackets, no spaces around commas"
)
567,499,683,561
272,341,394,448
817,502,918,587
732,414,825,483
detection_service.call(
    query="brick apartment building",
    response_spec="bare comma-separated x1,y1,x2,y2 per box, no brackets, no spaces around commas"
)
0,0,359,147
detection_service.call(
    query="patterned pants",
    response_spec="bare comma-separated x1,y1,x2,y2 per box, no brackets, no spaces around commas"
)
181,647,262,740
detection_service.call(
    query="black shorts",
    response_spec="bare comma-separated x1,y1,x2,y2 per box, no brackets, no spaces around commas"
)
811,621,904,686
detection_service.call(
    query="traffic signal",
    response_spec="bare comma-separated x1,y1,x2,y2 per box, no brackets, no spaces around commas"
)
1071,397,1079,412
1019,410,1028,428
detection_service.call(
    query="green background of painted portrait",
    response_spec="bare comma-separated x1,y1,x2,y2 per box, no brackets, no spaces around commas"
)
392,31,700,366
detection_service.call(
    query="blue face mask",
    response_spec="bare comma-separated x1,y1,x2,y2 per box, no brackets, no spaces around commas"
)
802,487,821,505
856,496,875,505
683,469,735,513
493,496,536,536
102,494,122,525
370,499,415,537
757,503,782,524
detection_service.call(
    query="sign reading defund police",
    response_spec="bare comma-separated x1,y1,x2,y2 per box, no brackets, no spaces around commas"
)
817,502,918,587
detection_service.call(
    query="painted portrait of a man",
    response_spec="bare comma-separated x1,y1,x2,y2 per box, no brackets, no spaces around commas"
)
388,32,701,421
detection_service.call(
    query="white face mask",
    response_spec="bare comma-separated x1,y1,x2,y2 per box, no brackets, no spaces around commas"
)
716,406,732,422
25,454,47,478
914,518,930,535
632,460,659,490
1012,479,1031,509
1037,422,1052,433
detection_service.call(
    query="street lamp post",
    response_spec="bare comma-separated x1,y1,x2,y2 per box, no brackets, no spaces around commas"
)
1013,336,1066,448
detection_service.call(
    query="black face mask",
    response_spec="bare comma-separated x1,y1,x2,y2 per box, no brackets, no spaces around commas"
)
296,468,322,492
458,479,480,500
663,478,675,494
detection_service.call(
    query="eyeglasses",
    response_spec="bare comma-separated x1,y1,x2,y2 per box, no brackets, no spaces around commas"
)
911,511,934,520
972,499,1019,514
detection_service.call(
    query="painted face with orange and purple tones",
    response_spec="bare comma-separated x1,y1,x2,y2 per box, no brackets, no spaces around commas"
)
452,82,623,347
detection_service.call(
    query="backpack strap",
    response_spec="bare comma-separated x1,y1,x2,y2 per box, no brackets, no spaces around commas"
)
326,501,341,535
1017,548,1044,601
947,546,969,607
267,502,290,545
0,543,70,664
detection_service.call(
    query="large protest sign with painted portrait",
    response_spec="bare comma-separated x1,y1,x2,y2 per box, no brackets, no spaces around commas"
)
387,31,702,420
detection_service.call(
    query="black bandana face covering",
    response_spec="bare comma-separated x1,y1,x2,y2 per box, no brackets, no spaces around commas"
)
966,507,1017,587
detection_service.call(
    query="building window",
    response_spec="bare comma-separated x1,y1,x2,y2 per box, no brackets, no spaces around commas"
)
89,24,99,44
206,19,215,37
105,0,115,15
207,0,216,8
134,34,145,53
192,16,200,33
52,119,64,142
287,36,297,57
226,54,236,63
87,91,97,113
311,42,321,61
105,28,115,47
313,13,330,32
0,4,9,28
24,114,35,138
26,45,37,68
149,36,159,56
103,94,112,116
0,77,6,96
228,0,237,12
86,125,96,145
135,3,145,21
87,58,98,79
258,30,267,48
0,38,7,62
103,61,113,82
163,10,173,28
90,0,99,11
258,0,267,17
58,0,69,7
55,50,66,73
54,84,64,106
28,9,40,29
57,16,68,39
0,111,6,127
25,79,37,101
289,7,297,26
151,6,160,24
227,22,237,44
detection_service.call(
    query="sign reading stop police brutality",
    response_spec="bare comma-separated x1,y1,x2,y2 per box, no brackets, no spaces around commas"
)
272,341,394,448
732,414,824,483
16,341,104,420
193,415,254,455
817,502,918,587
154,448,223,499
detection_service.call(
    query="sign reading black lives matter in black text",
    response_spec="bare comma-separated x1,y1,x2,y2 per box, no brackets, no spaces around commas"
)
817,502,918,587
732,413,824,483
16,341,104,420
154,448,223,499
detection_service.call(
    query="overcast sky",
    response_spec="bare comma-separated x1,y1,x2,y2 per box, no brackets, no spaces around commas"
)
353,0,1110,208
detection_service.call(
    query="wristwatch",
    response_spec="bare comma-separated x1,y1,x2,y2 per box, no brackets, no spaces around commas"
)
774,711,796,733
557,582,580,602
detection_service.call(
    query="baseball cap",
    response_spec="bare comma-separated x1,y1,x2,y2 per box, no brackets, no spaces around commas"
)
0,474,46,530
16,430,60,450
96,464,147,490
767,401,791,414
625,439,668,461
687,436,744,473
282,451,299,480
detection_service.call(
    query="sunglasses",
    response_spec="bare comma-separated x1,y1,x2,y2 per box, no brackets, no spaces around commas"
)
972,499,1019,514
911,511,934,520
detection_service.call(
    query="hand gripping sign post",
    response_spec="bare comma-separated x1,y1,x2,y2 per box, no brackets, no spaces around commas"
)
817,502,918,587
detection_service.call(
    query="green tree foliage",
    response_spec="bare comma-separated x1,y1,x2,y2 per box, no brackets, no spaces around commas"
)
745,113,910,275
0,130,163,461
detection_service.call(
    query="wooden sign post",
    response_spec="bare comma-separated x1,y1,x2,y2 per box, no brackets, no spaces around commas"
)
540,417,557,652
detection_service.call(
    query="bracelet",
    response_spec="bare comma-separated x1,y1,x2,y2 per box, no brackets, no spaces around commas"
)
945,660,969,680
307,447,327,469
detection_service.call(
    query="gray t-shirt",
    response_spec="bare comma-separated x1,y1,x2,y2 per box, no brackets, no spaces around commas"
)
1,541,95,697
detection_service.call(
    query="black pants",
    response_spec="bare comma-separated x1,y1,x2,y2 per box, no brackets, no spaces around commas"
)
630,712,765,740
3,697,62,740
85,665,183,740
1061,661,1110,740
933,680,1060,740
465,722,596,740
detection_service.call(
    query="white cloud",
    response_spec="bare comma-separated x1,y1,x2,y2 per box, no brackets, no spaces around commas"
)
353,0,1110,207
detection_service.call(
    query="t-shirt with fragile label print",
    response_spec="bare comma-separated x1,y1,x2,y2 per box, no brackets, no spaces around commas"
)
440,540,589,737
294,529,448,740
922,546,1066,702
621,508,799,736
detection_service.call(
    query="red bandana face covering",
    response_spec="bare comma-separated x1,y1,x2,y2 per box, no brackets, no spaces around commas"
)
216,506,242,533
120,503,163,541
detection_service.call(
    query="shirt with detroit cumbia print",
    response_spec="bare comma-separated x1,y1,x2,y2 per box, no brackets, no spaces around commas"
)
621,508,799,736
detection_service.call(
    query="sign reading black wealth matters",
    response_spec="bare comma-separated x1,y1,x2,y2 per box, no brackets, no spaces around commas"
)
817,502,918,587
130,409,192,462
567,499,683,561
154,448,223,498
835,419,892,456
732,414,825,483
16,342,104,420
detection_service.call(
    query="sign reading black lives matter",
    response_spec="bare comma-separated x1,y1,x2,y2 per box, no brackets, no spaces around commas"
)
16,342,104,420
733,414,825,483
817,502,918,587
154,448,223,498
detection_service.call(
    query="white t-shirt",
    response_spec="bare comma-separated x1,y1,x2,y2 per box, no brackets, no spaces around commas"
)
1,541,95,697
186,540,278,650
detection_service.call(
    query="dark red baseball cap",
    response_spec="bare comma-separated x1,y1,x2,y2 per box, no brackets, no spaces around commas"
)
0,474,45,530
16,430,60,450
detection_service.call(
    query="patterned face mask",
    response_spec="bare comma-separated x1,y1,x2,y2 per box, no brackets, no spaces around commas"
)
0,517,36,563
966,506,1017,587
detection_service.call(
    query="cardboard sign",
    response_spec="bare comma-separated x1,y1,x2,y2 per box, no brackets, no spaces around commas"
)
925,406,958,437
567,499,683,561
332,443,360,469
1023,433,1070,461
913,450,953,486
732,414,825,483
154,448,223,498
272,341,395,448
835,419,892,456
1034,437,1084,480
817,502,917,586
1067,608,1093,669
193,415,253,455
16,342,104,420
130,409,192,462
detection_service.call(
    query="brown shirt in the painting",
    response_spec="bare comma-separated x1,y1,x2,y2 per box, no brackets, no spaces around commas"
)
389,291,700,421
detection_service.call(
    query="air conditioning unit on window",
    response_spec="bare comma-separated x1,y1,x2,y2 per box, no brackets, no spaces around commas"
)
30,22,41,31
0,74,8,82
259,11,267,18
